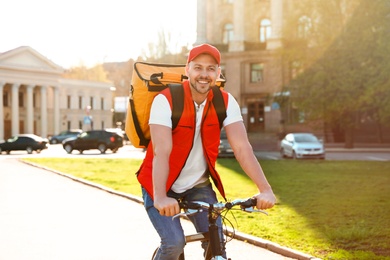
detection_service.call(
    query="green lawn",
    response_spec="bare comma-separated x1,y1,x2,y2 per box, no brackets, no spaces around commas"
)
22,158,390,260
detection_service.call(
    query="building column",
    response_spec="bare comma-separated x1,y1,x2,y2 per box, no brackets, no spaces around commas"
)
195,0,207,44
26,85,35,134
53,86,60,134
40,86,48,138
229,0,245,52
11,83,20,136
267,0,283,50
0,82,5,140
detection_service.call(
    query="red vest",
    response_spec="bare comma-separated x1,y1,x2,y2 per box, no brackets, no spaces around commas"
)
136,81,229,200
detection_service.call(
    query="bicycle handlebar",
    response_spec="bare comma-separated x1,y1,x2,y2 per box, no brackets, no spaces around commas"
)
174,197,268,220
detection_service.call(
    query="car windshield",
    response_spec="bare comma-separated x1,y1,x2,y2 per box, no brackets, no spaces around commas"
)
295,134,318,143
7,136,18,143
79,132,89,138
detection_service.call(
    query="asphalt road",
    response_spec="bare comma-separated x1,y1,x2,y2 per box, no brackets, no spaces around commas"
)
0,158,304,260
0,143,147,159
2,143,390,161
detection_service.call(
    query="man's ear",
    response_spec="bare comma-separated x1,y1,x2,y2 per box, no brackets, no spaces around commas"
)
185,64,190,76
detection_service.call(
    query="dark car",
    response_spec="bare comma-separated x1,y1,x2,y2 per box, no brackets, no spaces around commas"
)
62,129,124,154
49,129,83,144
280,133,325,159
218,129,234,157
0,134,49,154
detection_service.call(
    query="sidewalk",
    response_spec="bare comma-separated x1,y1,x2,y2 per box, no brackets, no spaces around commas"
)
0,158,319,260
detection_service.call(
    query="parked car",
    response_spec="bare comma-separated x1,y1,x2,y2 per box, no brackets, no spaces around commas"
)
62,129,124,154
0,134,49,154
280,133,325,159
49,129,83,144
105,128,128,142
218,129,234,157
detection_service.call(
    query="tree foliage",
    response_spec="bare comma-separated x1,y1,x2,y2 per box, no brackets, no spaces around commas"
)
285,0,390,146
63,63,110,82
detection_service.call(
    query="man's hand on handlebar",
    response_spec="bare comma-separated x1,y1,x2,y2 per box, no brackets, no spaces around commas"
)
154,196,180,217
253,190,276,210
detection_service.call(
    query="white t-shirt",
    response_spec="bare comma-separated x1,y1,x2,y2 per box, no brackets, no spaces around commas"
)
149,92,242,193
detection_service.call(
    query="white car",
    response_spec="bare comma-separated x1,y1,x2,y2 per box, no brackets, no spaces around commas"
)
280,133,325,159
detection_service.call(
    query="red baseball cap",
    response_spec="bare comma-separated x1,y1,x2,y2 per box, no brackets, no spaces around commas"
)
187,43,221,65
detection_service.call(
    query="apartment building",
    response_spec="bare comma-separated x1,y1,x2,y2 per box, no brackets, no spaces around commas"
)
196,0,289,133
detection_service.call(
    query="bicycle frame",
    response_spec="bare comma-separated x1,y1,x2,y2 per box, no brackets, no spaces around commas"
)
151,198,267,260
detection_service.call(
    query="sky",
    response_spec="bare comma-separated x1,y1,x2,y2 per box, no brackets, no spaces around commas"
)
1,0,197,69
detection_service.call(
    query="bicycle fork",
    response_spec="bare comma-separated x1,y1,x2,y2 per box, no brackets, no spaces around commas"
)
207,209,230,260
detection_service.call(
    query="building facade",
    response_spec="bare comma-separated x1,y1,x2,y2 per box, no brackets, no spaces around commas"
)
196,0,286,133
0,46,115,141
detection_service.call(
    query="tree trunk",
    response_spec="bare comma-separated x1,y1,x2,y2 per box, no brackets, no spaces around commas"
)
344,126,354,148
376,121,383,143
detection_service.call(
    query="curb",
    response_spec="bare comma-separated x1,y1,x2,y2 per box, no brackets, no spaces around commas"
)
224,229,321,260
325,148,390,153
21,160,321,260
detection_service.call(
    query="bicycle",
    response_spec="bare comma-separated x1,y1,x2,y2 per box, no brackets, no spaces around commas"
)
151,198,268,260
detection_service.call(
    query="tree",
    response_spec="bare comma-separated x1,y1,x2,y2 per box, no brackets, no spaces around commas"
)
63,63,110,82
285,0,390,147
140,29,190,64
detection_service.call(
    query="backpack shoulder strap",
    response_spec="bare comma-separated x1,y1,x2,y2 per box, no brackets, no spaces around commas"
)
211,86,227,129
168,84,184,130
169,84,227,130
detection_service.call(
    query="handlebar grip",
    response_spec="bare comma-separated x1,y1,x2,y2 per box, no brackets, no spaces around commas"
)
227,198,257,209
250,197,257,207
241,198,257,208
178,201,202,210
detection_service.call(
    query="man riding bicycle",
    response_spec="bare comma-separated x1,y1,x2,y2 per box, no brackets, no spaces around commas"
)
136,43,276,259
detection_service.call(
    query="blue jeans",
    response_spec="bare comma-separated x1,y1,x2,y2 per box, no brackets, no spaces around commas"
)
142,183,225,260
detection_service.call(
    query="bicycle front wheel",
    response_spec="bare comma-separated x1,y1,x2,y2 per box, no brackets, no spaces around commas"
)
151,247,185,260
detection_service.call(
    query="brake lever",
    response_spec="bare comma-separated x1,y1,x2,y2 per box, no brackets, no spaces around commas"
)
172,209,202,220
242,208,269,215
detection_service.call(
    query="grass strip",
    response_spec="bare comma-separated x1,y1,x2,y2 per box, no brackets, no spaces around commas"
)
23,158,390,260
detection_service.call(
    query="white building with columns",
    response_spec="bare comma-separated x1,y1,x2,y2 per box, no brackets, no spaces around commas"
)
0,46,115,141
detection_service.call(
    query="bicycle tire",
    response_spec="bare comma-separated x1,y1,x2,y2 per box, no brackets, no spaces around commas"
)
151,247,158,259
151,247,185,260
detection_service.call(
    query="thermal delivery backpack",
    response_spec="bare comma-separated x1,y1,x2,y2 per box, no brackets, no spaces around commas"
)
125,61,226,148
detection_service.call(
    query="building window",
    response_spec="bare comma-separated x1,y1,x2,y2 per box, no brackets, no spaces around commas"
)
79,96,82,109
298,16,312,39
223,23,234,44
18,92,24,107
67,121,71,130
33,93,36,108
101,121,104,129
79,120,82,129
67,95,71,109
260,19,272,43
101,97,104,110
250,63,264,83
90,97,94,109
291,61,303,79
3,92,8,107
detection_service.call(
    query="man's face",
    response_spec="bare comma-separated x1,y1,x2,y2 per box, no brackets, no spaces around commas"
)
186,54,221,95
